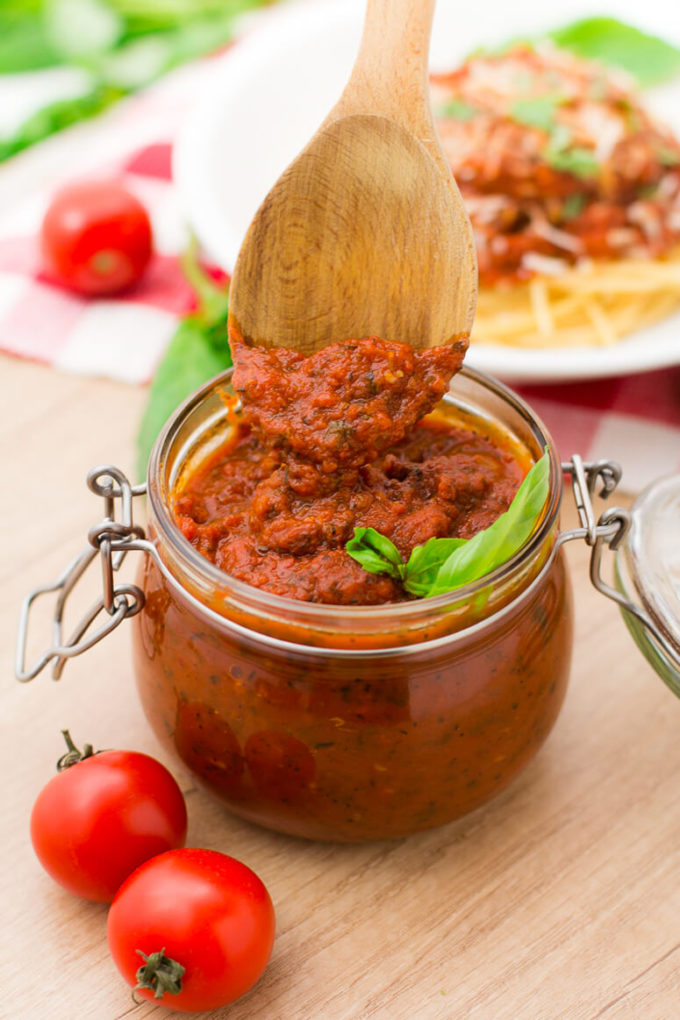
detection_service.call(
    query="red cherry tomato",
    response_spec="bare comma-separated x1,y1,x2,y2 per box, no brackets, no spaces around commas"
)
40,180,153,295
30,732,187,902
107,848,276,1012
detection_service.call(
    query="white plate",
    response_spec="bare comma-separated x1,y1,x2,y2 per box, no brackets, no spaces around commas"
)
174,0,680,382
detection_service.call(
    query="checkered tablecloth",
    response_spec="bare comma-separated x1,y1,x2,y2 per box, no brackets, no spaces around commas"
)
0,19,679,496
0,60,209,385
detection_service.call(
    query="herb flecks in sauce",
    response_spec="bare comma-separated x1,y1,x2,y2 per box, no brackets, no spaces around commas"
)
230,334,468,472
174,333,537,605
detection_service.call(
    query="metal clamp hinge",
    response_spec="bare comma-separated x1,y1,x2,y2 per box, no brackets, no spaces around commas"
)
560,455,628,547
16,466,151,682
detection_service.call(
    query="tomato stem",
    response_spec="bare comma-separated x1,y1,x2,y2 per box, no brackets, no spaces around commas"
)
180,234,228,325
134,948,185,1000
56,729,95,771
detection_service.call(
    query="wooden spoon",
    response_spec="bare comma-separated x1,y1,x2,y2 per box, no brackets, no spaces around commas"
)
228,0,477,355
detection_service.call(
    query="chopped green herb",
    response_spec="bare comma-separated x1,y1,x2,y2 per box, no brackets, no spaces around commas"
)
510,95,564,131
545,144,600,179
346,450,551,599
435,98,478,122
561,193,586,220
656,146,680,167
541,124,599,179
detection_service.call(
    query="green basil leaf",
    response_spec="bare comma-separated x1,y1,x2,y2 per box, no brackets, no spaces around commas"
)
135,318,231,482
345,451,551,600
403,536,467,597
426,450,551,596
345,528,405,580
549,17,680,88
135,244,231,481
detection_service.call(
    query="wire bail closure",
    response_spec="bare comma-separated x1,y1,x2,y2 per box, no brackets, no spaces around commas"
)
15,458,680,683
15,466,150,682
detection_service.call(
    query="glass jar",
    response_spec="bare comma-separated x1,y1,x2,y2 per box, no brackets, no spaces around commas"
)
133,367,570,841
18,368,678,842
615,474,680,698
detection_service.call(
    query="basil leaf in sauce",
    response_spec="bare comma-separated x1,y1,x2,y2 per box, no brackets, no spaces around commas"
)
345,528,406,580
345,450,551,599
423,450,550,597
402,536,467,597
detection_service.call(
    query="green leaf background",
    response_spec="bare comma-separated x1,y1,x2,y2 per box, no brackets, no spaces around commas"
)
135,244,231,481
0,0,273,159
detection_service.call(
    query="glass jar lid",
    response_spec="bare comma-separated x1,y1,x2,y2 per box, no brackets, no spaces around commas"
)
617,473,680,694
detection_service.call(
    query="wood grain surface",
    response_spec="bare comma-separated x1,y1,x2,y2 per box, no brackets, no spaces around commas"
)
3,355,680,1020
228,0,477,355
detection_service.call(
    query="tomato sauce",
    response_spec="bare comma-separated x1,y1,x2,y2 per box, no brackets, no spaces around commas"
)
173,333,525,605
131,339,572,841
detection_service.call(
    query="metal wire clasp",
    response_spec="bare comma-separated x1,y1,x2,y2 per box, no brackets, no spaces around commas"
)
16,466,149,682
559,455,632,599
559,454,630,551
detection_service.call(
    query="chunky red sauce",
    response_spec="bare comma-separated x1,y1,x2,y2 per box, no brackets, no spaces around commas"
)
135,339,571,841
174,333,526,605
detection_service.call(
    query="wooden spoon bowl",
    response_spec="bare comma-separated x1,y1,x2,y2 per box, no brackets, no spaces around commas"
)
229,0,477,355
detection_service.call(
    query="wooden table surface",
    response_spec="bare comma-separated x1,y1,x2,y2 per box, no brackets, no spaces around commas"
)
3,354,680,1020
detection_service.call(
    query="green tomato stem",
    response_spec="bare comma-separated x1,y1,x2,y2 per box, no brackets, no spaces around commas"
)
135,948,185,1000
56,729,95,771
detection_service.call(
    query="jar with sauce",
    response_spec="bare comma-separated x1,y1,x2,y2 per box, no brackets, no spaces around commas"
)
16,368,680,842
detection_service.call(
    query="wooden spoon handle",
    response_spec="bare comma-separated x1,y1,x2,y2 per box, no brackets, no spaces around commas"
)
330,0,446,171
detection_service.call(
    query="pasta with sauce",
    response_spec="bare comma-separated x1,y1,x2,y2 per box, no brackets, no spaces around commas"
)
431,43,680,348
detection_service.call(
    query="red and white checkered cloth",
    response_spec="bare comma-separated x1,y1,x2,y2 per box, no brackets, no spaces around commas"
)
0,61,212,384
0,39,679,494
